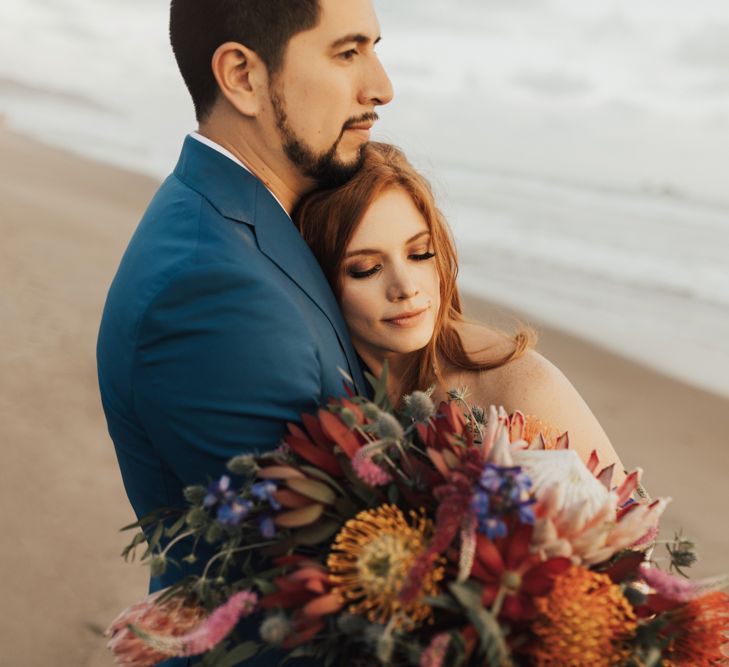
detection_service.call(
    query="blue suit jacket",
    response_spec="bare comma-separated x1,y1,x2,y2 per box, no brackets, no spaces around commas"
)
97,136,366,665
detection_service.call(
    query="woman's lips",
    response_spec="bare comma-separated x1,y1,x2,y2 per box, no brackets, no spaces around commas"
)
383,307,428,328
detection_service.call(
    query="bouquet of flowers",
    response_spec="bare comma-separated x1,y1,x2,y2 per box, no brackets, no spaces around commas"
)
107,376,729,666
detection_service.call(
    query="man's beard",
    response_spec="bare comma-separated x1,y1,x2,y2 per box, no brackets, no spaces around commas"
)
270,88,375,189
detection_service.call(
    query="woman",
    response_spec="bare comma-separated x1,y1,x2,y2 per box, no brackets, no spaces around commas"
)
295,143,625,480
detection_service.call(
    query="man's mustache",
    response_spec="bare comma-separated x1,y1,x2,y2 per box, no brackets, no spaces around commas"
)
342,113,379,131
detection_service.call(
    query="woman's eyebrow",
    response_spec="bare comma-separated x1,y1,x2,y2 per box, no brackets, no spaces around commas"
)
344,231,430,259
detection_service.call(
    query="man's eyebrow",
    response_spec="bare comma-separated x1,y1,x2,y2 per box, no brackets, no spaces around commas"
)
330,33,382,49
344,231,430,259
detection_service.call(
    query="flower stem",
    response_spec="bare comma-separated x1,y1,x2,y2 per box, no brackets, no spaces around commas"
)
160,530,196,558
491,584,507,618
201,541,276,580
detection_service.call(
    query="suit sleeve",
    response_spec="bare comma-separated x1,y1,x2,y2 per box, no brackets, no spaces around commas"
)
132,263,322,487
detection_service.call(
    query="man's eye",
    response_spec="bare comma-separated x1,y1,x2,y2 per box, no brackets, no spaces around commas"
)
347,264,381,279
411,251,436,261
338,49,358,61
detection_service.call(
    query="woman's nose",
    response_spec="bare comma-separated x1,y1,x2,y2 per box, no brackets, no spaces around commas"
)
386,270,419,302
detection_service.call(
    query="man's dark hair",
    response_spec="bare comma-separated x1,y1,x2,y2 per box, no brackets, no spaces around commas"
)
170,0,321,121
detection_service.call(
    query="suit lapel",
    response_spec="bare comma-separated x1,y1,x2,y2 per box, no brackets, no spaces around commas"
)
174,136,366,395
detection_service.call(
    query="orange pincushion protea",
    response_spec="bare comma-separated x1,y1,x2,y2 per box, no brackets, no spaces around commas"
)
532,566,637,667
327,505,443,630
662,591,729,666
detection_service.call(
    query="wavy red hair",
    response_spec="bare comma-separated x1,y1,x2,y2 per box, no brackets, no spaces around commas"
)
294,142,533,397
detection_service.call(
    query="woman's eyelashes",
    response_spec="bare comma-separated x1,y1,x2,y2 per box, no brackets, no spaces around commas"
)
347,264,381,279
345,250,435,280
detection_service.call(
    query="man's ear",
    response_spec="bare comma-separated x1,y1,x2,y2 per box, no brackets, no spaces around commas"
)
211,42,268,118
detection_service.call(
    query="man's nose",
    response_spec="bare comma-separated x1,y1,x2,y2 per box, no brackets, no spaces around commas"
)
359,54,394,107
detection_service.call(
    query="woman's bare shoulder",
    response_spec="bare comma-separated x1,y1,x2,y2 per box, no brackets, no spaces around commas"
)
466,348,625,480
465,346,559,414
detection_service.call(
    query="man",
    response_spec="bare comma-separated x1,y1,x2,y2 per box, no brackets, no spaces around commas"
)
97,0,392,663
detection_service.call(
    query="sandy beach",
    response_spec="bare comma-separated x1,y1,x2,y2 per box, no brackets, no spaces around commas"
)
1,127,727,666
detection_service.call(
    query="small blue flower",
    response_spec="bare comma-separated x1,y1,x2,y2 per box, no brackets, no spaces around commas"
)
204,475,234,508
479,466,504,494
518,504,535,524
471,489,491,519
473,463,536,538
259,515,277,539
479,516,507,540
216,498,253,526
251,481,281,510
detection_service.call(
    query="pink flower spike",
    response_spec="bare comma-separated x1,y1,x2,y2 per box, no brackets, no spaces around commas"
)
508,411,525,442
631,524,660,548
128,591,258,659
586,449,599,473
639,565,708,603
351,449,392,486
420,632,451,667
616,468,642,505
596,463,615,490
641,563,729,602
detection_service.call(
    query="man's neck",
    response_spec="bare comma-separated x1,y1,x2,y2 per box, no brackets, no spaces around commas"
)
196,124,312,215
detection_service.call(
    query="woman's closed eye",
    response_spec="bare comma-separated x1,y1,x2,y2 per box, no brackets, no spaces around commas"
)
347,264,382,279
346,251,435,280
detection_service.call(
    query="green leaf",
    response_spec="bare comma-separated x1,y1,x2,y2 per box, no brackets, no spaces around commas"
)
286,478,336,505
252,577,277,595
209,641,259,667
449,582,511,667
293,519,341,546
281,645,317,663
299,465,347,496
198,642,227,667
119,508,177,532
164,513,188,538
387,484,400,505
121,531,147,562
423,593,461,613
141,521,165,559
365,360,392,410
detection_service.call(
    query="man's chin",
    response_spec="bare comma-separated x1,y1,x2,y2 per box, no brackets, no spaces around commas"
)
335,140,368,165
312,146,366,188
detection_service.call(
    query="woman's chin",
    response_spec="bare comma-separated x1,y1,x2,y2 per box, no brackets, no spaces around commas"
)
383,331,434,357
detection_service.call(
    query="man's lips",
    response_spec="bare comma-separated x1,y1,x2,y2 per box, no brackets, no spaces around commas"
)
344,122,373,140
383,307,429,327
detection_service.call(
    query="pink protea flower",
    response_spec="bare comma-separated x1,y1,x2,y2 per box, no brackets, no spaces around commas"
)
351,449,392,486
106,591,206,667
106,590,258,666
420,632,451,667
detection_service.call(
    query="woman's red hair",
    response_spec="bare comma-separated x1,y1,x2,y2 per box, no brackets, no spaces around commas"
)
295,142,533,398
